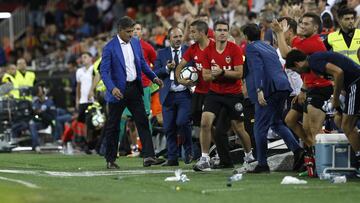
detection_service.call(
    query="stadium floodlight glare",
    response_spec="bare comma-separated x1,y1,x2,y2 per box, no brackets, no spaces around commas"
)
0,12,11,19
0,12,13,49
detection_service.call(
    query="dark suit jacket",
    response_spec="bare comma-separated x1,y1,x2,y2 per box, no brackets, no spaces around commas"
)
100,36,157,103
245,41,292,104
154,45,189,104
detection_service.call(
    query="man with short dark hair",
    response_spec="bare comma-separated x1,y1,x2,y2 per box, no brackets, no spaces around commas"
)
175,20,213,166
272,17,312,147
325,7,360,64
15,58,36,101
243,23,303,173
154,27,192,166
100,16,164,169
286,49,360,170
272,13,333,176
120,22,158,155
192,20,253,171
76,52,94,123
1,64,19,98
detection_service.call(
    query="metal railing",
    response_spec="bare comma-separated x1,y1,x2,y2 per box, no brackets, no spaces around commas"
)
0,7,28,49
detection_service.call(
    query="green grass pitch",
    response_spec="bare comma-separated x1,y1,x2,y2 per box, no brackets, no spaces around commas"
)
0,153,359,203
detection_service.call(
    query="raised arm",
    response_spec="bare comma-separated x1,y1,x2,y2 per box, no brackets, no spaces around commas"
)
271,19,292,58
184,0,198,16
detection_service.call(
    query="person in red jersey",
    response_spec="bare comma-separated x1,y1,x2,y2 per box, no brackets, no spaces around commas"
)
273,13,333,176
134,22,157,89
190,20,253,171
176,20,212,126
175,20,214,164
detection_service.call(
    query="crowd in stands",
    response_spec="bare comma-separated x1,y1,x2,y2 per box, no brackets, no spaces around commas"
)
0,0,359,174
0,0,356,72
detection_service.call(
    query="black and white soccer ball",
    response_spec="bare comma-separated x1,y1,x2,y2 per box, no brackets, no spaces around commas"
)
92,110,105,129
180,66,198,82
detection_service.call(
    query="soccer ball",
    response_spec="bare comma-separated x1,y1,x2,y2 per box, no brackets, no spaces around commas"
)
180,66,198,82
92,110,105,129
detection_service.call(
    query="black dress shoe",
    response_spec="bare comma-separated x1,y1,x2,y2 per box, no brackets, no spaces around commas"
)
143,157,166,167
184,155,193,164
293,148,305,171
247,164,270,173
162,160,179,166
106,162,120,169
211,162,234,169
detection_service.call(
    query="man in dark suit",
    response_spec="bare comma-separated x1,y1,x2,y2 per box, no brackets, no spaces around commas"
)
154,27,193,166
100,16,164,169
243,24,304,173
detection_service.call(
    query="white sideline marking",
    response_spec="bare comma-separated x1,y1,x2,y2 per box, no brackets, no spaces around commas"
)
0,176,40,189
293,186,338,189
201,188,244,194
0,169,194,177
0,170,39,175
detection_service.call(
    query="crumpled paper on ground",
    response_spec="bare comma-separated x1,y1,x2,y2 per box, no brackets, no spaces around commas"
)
234,152,294,174
164,169,190,182
281,176,307,184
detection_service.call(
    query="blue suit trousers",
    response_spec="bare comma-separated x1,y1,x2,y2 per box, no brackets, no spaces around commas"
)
254,91,300,166
162,91,192,161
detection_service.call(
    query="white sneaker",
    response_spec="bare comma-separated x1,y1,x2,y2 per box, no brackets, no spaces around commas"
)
193,157,212,172
35,146,41,153
127,151,140,157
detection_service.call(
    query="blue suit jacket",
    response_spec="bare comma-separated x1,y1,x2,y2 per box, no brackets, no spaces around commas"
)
154,46,189,104
245,41,292,104
100,36,157,103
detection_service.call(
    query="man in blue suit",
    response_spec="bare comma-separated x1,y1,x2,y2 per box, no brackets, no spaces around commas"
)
100,16,165,169
243,24,304,173
154,27,193,166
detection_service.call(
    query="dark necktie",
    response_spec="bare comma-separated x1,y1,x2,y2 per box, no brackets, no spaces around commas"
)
173,49,179,85
174,49,179,67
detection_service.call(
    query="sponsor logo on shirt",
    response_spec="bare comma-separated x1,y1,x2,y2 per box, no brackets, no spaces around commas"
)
234,103,243,112
225,56,231,64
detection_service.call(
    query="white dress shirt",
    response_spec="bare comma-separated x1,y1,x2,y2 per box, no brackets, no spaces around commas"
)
117,35,137,82
167,47,186,92
276,48,302,96
76,65,94,104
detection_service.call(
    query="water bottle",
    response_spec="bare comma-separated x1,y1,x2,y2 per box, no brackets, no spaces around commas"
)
229,174,243,182
179,174,190,182
66,142,74,155
304,155,315,177
330,176,347,184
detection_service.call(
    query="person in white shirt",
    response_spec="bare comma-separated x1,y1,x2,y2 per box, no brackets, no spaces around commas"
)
99,16,164,169
76,52,94,123
154,27,193,166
